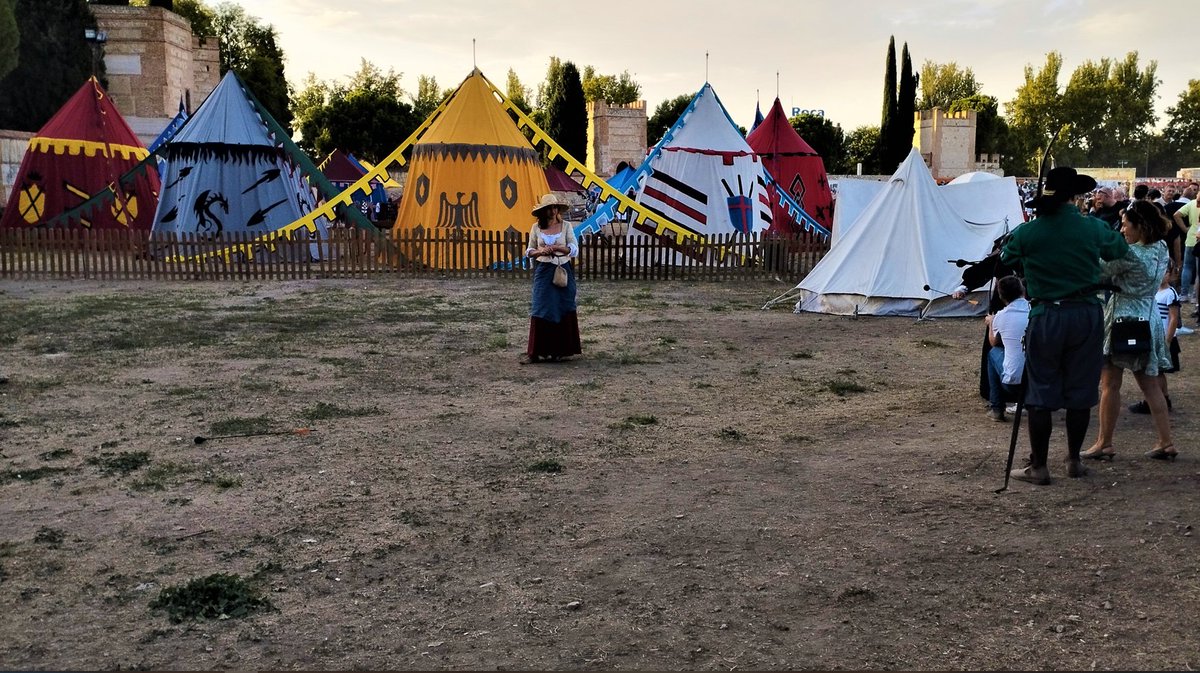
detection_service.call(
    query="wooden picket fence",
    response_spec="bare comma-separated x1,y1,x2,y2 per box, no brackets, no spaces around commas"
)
0,227,830,282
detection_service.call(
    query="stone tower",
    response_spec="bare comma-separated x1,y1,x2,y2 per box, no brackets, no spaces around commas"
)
90,4,220,145
587,100,648,179
915,108,983,180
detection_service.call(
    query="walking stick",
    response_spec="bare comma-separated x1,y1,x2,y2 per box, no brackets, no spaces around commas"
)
996,380,1026,493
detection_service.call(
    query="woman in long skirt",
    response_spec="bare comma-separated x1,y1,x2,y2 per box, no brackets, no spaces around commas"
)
521,193,582,364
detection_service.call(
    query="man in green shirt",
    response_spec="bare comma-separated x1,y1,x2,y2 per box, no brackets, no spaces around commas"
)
1000,167,1130,485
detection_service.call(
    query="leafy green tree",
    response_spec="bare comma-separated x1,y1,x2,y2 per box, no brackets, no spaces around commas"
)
290,72,327,133
845,126,881,175
894,42,918,164
1162,79,1200,171
948,94,1009,157
878,36,898,172
412,74,442,121
1005,51,1063,174
1007,50,1158,171
505,68,531,114
211,2,291,130
0,0,102,132
789,113,848,174
1058,57,1110,163
542,60,586,166
0,0,19,81
918,61,980,110
581,66,641,105
647,93,692,146
171,0,215,36
292,60,417,164
529,57,561,133
1100,52,1158,166
1144,131,1179,178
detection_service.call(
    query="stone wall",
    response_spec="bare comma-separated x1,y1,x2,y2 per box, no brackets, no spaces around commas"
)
0,131,34,209
192,36,220,106
92,5,219,145
914,108,978,180
588,100,647,179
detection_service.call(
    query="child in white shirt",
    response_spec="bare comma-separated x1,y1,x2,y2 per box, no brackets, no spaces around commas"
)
1130,271,1181,414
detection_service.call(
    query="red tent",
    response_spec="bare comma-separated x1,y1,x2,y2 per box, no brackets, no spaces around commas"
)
544,164,585,193
746,98,833,233
319,149,366,185
1,78,160,230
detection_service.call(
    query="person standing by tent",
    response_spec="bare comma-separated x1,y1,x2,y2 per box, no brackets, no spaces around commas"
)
999,167,1129,485
1082,201,1176,462
521,193,582,365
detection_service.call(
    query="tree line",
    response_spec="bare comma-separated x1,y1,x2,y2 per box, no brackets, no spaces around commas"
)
4,6,1199,178
786,39,1197,177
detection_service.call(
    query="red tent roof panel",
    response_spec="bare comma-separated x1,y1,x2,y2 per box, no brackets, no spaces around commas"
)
746,98,818,156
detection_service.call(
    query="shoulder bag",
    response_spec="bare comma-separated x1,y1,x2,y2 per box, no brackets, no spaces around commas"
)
1108,254,1162,355
1110,317,1151,354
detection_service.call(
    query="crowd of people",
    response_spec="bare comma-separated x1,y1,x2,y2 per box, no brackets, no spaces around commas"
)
959,169,1193,485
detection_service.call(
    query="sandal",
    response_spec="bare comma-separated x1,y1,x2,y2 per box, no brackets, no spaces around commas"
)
1081,446,1116,462
518,354,540,365
1144,446,1178,462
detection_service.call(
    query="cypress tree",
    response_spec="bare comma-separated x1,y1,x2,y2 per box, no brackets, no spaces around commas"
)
559,62,587,164
878,36,898,173
895,42,919,167
0,0,19,81
0,0,103,132
544,60,587,168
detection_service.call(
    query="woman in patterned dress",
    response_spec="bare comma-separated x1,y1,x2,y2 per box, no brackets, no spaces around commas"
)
1083,201,1176,461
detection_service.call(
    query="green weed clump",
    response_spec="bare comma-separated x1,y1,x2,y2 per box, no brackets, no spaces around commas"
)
611,414,658,430
826,379,868,397
717,427,745,441
87,451,150,476
209,416,272,436
527,459,563,474
150,573,272,623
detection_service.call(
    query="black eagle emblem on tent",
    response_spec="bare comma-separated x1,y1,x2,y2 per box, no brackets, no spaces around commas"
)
436,191,480,230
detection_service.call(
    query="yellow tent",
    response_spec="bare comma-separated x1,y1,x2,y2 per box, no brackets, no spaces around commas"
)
394,68,550,268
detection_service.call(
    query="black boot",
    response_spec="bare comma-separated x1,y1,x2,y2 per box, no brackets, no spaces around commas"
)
1013,408,1053,485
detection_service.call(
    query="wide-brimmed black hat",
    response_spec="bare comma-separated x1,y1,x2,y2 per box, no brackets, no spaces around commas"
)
1025,167,1098,209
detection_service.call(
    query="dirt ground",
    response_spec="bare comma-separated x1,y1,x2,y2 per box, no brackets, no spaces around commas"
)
0,278,1197,671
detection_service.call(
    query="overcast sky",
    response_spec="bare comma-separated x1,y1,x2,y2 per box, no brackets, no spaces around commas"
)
235,0,1194,134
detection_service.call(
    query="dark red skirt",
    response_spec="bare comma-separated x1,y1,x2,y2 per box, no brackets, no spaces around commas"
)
527,313,582,359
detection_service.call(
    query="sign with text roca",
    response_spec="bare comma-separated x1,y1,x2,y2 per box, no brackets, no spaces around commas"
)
791,107,825,117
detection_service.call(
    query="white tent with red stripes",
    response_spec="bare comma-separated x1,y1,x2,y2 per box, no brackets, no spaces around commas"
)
625,83,773,262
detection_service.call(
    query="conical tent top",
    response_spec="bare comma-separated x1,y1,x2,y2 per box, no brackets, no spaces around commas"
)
170,71,274,148
418,70,538,150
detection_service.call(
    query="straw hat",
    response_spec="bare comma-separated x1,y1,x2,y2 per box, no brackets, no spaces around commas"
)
531,192,570,216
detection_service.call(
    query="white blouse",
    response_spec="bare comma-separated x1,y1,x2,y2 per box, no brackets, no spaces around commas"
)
526,228,579,260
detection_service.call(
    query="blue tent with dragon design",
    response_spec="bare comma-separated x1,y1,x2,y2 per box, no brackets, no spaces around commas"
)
150,72,328,249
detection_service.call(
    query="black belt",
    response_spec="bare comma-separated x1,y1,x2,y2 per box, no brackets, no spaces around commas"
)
1029,297,1096,308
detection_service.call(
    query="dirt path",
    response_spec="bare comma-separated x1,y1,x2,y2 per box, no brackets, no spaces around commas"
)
1,278,1197,670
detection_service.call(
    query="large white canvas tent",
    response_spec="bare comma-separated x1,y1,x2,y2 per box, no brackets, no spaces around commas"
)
785,149,1022,318
829,179,886,246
